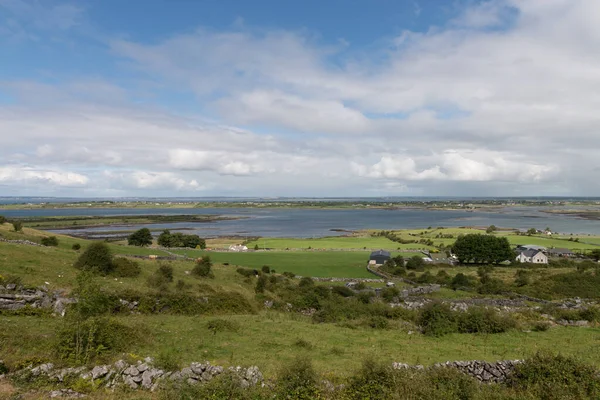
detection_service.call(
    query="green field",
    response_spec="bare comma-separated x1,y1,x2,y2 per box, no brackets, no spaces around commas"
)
245,236,433,251
170,249,377,278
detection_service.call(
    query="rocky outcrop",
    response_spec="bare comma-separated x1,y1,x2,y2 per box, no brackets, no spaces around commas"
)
0,286,74,315
392,360,523,383
11,358,263,392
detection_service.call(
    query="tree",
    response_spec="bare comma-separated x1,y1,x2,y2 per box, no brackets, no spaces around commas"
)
0,215,6,224
12,221,23,232
157,230,173,247
41,236,59,246
452,234,514,264
128,228,153,247
486,225,497,234
406,255,425,270
589,249,600,262
157,229,205,248
74,242,114,275
526,228,537,236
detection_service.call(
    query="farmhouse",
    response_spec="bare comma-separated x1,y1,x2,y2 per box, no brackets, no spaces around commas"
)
369,249,391,265
516,249,548,264
229,244,248,252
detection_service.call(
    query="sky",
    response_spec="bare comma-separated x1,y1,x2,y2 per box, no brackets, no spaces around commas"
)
1,0,599,197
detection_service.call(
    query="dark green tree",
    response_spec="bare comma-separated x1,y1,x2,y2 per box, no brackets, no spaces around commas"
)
589,249,600,262
0,215,6,224
41,236,59,246
127,228,153,247
74,242,114,275
452,234,513,264
486,225,497,234
406,255,425,270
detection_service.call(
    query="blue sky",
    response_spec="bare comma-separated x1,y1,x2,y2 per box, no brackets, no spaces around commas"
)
1,0,599,196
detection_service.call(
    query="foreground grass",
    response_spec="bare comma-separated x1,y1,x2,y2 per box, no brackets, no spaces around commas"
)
2,313,599,377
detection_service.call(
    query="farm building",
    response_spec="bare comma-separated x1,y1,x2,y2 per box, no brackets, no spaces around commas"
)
369,249,391,265
428,252,454,264
516,249,548,264
546,248,574,257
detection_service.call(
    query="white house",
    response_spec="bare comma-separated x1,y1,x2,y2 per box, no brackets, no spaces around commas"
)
229,244,248,252
516,249,548,264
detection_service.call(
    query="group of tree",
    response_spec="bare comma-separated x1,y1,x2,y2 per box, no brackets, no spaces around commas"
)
127,228,153,247
157,229,206,249
452,234,514,264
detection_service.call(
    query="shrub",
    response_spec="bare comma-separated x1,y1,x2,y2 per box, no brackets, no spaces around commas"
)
74,242,114,275
0,215,6,224
261,265,271,274
580,306,600,322
293,338,313,349
380,286,399,302
255,274,267,294
113,257,141,278
357,292,374,304
276,356,320,399
345,358,396,400
332,285,355,297
192,256,213,278
510,353,600,399
236,267,256,277
406,255,426,270
532,322,550,332
283,271,296,278
56,317,136,364
366,316,389,329
458,307,517,334
298,276,314,288
418,302,457,336
158,264,174,282
12,221,23,232
206,318,240,334
72,243,81,251
41,236,59,246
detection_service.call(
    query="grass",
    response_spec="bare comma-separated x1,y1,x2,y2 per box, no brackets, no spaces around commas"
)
170,249,377,278
245,236,432,251
2,313,599,377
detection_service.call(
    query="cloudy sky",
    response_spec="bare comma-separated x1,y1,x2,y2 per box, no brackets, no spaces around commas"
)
1,0,599,197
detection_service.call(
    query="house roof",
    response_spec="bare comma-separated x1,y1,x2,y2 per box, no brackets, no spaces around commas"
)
547,248,574,255
370,250,391,258
519,249,544,258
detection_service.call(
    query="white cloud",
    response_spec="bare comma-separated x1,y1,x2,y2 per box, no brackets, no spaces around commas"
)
103,171,206,191
0,165,88,187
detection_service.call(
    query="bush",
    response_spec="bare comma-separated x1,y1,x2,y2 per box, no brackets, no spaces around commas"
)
236,267,256,277
0,215,6,224
345,358,396,400
72,243,81,251
418,302,457,336
509,353,600,399
261,265,271,274
113,257,141,278
380,286,399,302
158,264,174,282
298,276,314,288
56,317,136,364
332,285,355,297
255,274,267,293
206,318,240,334
74,242,114,275
406,255,426,270
458,307,517,334
40,236,59,246
532,321,550,332
276,356,320,399
12,221,23,232
366,315,389,329
283,271,296,278
192,256,213,278
157,230,206,249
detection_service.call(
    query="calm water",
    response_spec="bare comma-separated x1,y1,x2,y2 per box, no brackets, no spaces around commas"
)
2,206,600,237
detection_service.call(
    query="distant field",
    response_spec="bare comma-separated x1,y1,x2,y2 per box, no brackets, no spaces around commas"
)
245,236,428,250
170,249,377,278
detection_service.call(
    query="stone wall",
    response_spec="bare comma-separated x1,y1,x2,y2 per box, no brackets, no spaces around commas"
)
0,237,42,246
392,360,523,384
8,358,263,392
0,286,74,316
